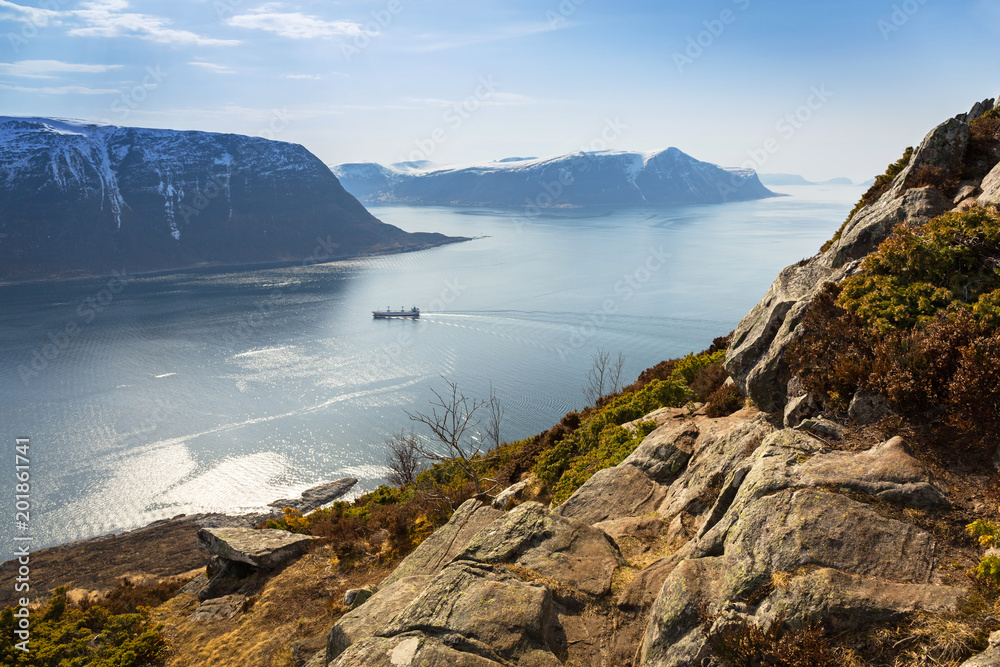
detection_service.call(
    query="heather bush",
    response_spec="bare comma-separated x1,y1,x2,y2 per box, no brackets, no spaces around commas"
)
0,587,166,667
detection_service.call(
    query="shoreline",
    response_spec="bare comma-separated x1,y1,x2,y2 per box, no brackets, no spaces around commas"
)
0,236,472,288
0,478,358,607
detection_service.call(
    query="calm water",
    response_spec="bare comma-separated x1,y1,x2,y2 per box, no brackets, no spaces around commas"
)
0,185,862,559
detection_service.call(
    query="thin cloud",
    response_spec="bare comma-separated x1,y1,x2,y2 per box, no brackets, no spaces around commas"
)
189,61,235,75
0,0,59,25
408,22,565,52
68,0,239,46
285,74,323,80
0,59,122,79
226,9,362,39
0,83,119,95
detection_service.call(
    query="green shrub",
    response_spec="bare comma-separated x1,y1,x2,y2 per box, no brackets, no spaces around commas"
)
837,208,1000,332
0,587,166,667
533,378,694,495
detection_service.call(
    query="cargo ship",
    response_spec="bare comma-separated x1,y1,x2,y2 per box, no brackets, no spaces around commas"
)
373,306,420,319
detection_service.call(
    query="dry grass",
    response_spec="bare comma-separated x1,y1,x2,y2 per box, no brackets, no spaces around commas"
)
152,544,396,667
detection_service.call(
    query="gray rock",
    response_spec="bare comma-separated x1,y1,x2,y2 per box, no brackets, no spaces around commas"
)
991,629,1000,648
177,572,210,597
623,421,697,483
954,183,981,203
329,635,506,667
960,646,1000,667
456,501,625,596
343,585,376,609
831,186,951,268
374,562,560,666
965,99,996,123
793,417,844,440
979,161,1000,207
556,464,667,525
327,575,432,663
189,593,246,622
196,527,320,570
380,498,503,588
890,118,970,198
268,478,358,514
491,478,533,511
754,567,965,632
848,389,892,425
783,393,817,427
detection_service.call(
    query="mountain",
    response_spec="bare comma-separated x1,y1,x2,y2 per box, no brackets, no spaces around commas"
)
332,148,776,207
0,117,461,282
759,173,855,186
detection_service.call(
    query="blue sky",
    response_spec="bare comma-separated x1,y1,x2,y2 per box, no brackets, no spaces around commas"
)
0,0,997,181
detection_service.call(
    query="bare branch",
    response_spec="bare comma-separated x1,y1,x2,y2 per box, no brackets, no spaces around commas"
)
405,376,502,496
384,429,423,487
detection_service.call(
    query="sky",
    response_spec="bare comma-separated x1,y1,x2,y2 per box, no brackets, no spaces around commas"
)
0,0,997,182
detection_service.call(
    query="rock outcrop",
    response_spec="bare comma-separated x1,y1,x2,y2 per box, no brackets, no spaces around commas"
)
314,406,971,666
726,99,1000,413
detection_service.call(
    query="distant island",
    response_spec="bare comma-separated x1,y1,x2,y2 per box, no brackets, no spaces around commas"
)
333,148,777,207
0,117,462,283
758,173,856,186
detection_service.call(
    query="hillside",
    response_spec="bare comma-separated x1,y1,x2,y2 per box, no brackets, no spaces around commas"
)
0,118,462,282
3,98,1000,667
332,148,777,207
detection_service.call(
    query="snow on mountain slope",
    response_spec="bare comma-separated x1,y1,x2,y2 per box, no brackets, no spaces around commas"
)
0,117,458,282
332,148,776,207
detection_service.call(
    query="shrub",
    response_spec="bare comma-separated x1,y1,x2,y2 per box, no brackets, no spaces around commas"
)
0,587,167,667
706,383,744,417
533,377,693,492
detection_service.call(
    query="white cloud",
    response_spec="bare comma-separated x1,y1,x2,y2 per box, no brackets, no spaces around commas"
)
188,61,235,74
0,0,59,26
68,0,239,46
0,83,119,95
226,9,362,39
0,59,122,79
285,74,323,80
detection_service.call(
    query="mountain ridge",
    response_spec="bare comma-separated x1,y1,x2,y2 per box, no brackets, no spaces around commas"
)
333,147,777,207
0,117,462,282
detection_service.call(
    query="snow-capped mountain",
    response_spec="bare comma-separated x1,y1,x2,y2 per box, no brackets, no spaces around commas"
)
0,117,458,282
332,148,776,207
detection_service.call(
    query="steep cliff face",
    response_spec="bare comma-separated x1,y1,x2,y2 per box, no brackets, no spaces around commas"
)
724,97,1000,415
0,118,459,282
333,148,776,207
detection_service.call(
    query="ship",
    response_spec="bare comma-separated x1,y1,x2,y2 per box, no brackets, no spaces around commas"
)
373,306,420,319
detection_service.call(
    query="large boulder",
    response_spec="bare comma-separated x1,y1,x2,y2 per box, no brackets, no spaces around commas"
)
380,498,503,588
196,527,320,570
960,646,1000,667
374,562,561,666
330,636,505,667
455,501,625,596
326,575,432,662
636,428,960,667
980,161,1000,207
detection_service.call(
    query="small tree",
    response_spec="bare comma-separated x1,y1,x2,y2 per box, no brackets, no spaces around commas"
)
385,429,423,487
405,377,502,497
585,348,626,404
